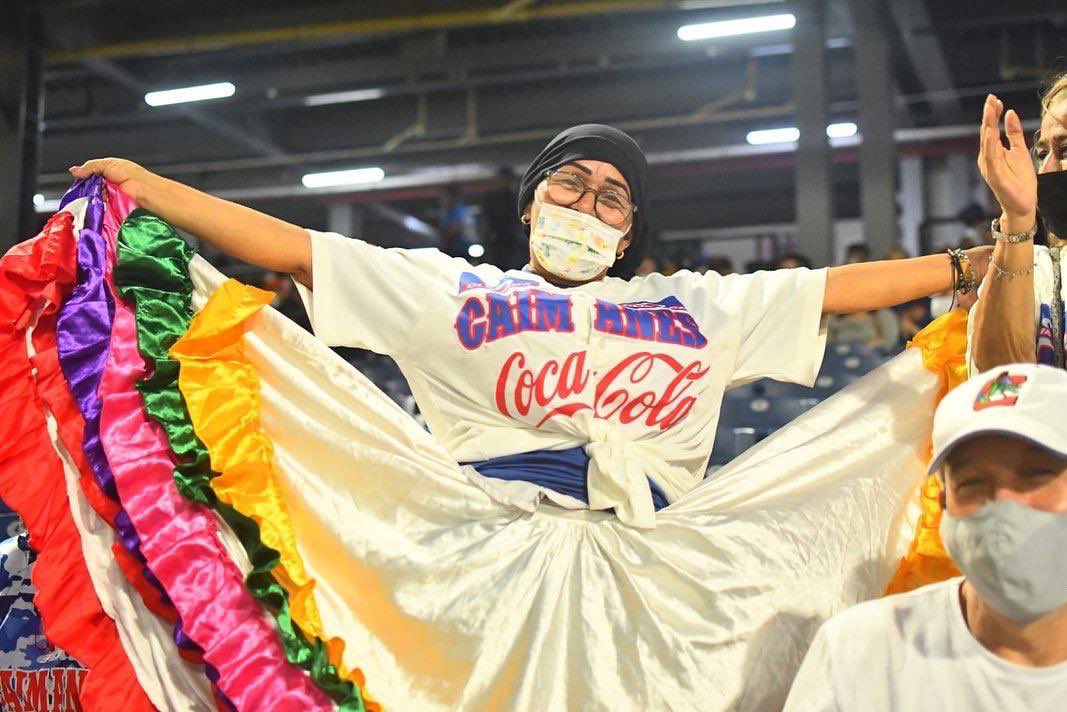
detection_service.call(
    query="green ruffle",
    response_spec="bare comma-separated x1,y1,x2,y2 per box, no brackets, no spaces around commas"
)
114,210,365,711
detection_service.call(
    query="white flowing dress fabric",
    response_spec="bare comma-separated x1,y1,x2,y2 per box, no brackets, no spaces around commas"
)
185,256,937,712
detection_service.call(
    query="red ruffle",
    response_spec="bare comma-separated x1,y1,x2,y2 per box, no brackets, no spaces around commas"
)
0,212,155,711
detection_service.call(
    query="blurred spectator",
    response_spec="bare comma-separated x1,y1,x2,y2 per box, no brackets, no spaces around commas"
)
635,255,659,277
882,246,927,344
661,256,681,276
896,298,932,346
827,310,901,353
706,255,735,276
957,202,994,245
844,242,870,264
831,242,901,352
778,252,814,270
883,245,910,261
480,167,526,270
745,259,776,273
785,363,1067,712
439,185,476,259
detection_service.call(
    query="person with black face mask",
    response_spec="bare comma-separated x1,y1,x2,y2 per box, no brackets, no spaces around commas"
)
971,74,1067,371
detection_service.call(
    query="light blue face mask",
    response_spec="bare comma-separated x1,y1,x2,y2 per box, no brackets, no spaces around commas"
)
940,499,1067,623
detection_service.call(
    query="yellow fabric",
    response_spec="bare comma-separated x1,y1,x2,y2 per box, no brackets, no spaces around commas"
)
170,279,373,701
884,309,968,594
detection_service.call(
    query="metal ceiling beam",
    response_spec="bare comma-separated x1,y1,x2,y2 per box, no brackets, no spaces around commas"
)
41,95,791,184
39,55,788,170
82,58,287,158
116,122,1016,206
39,70,1046,189
43,50,743,133
44,1,777,64
494,0,543,21
887,0,961,124
44,18,775,95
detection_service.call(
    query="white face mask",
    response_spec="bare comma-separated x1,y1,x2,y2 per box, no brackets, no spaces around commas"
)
529,202,625,282
940,499,1067,623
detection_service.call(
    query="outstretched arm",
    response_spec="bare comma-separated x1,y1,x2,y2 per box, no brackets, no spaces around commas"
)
823,247,990,315
69,158,314,287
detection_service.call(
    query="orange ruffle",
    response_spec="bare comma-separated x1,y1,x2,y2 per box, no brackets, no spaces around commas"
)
883,309,967,595
171,279,378,709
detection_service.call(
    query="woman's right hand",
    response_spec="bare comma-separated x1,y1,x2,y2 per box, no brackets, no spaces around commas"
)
977,94,1037,225
69,158,152,204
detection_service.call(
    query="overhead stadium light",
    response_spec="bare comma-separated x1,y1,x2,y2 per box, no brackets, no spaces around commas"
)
826,121,858,138
144,82,236,107
677,13,796,42
301,167,385,188
304,88,385,107
745,127,800,145
33,194,61,213
746,122,859,145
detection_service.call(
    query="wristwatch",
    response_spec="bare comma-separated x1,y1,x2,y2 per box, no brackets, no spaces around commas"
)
990,217,1038,244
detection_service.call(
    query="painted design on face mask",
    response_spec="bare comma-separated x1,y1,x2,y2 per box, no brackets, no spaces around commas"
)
529,202,625,282
973,371,1027,411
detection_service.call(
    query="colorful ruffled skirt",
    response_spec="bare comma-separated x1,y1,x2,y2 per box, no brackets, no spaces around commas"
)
0,178,963,711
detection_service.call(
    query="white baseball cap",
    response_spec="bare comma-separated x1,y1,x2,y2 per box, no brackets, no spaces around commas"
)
929,362,1067,476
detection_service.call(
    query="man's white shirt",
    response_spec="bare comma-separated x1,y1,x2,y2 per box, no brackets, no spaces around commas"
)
785,577,1067,712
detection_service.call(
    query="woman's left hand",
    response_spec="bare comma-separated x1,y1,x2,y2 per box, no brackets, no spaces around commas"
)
977,95,1037,223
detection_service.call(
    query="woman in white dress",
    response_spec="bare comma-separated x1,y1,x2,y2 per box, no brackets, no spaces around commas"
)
71,125,991,710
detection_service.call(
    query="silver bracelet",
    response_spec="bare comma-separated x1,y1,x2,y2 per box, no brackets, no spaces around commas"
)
990,217,1037,244
990,255,1032,280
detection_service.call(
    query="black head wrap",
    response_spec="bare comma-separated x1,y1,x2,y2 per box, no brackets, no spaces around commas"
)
517,124,649,278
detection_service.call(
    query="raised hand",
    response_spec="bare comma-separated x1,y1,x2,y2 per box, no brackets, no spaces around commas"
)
69,157,151,204
977,94,1037,224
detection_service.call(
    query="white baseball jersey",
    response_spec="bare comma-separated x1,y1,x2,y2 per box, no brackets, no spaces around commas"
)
296,230,828,527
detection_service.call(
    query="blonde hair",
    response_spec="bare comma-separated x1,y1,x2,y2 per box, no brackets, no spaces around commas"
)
1041,71,1067,116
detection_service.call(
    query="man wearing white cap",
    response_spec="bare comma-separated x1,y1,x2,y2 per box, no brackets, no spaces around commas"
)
784,363,1067,712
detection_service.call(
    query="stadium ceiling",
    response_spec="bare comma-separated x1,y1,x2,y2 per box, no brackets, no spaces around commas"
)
31,0,1067,237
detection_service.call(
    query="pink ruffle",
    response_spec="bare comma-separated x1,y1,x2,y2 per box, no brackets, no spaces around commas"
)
99,197,333,710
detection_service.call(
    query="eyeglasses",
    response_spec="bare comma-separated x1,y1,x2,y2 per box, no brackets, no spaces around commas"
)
542,169,636,227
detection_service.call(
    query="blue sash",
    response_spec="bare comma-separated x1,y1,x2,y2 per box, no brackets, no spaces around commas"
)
464,446,670,511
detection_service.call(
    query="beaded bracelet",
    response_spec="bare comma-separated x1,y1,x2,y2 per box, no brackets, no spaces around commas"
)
947,248,978,294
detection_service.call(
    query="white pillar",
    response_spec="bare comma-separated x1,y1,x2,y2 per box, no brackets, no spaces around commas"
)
897,154,924,257
328,203,365,237
924,154,973,252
